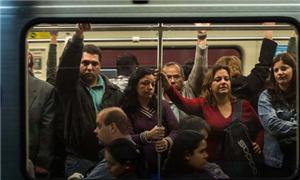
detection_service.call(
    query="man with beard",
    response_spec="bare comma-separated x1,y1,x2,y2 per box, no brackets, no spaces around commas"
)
56,23,123,179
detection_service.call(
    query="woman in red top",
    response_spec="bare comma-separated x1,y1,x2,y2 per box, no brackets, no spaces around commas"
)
160,64,264,170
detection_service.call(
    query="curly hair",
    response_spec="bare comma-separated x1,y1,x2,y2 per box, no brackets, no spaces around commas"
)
215,56,242,78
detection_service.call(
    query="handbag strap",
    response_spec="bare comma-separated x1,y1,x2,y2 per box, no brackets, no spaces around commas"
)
232,99,242,123
212,99,243,160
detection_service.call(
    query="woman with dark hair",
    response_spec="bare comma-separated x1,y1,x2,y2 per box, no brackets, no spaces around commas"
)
121,67,178,177
104,138,143,179
178,116,229,179
163,130,209,179
258,52,297,177
160,64,263,177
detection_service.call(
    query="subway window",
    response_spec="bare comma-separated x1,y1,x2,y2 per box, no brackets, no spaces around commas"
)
25,22,298,179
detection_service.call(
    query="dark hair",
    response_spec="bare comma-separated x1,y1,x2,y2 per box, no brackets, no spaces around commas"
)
121,67,156,113
116,53,139,76
106,138,140,164
163,130,205,176
27,51,33,68
182,60,194,80
105,138,142,177
201,64,236,106
267,52,296,107
179,115,211,133
82,44,102,62
102,107,130,134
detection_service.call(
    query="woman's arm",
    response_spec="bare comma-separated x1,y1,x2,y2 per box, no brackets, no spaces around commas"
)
258,90,297,137
165,86,204,117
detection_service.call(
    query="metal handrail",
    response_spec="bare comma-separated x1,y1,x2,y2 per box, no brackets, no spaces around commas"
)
29,24,294,32
27,36,291,43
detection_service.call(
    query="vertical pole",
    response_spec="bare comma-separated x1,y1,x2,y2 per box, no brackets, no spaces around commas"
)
156,23,163,179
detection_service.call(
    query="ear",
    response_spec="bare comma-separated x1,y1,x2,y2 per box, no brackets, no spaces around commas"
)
110,122,117,133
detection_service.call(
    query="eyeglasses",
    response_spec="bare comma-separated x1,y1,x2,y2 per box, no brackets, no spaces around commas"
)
81,60,99,67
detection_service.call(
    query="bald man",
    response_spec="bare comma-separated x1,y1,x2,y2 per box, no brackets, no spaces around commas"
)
81,107,134,180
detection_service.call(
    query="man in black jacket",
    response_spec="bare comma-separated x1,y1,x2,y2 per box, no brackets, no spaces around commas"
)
56,23,123,179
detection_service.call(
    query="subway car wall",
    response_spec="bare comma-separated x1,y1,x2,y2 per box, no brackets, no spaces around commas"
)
1,1,300,180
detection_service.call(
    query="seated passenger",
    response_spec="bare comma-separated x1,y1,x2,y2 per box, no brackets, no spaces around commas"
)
258,53,297,177
215,23,277,111
160,64,264,177
121,67,178,178
104,138,144,179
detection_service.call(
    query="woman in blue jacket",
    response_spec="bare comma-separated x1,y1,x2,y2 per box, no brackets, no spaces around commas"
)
258,52,297,177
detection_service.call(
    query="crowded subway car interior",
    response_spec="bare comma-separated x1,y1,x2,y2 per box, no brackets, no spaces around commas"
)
24,22,299,179
1,1,300,179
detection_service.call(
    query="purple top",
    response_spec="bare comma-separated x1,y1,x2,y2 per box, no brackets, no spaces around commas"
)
125,100,178,173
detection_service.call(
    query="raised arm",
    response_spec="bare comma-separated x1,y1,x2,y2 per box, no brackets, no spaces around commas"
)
245,23,278,93
56,23,90,92
46,31,58,86
185,23,209,97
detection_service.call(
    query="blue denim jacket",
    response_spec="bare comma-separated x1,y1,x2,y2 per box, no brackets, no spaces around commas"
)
258,90,297,168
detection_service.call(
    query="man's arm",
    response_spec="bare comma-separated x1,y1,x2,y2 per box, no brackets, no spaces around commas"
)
185,23,209,97
56,23,90,92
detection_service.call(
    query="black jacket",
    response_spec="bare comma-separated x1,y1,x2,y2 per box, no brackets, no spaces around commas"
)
232,38,277,111
56,35,123,161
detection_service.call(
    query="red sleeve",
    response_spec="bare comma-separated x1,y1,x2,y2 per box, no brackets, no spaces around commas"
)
165,86,205,117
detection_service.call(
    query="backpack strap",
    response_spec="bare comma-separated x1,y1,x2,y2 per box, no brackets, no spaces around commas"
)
232,99,242,123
